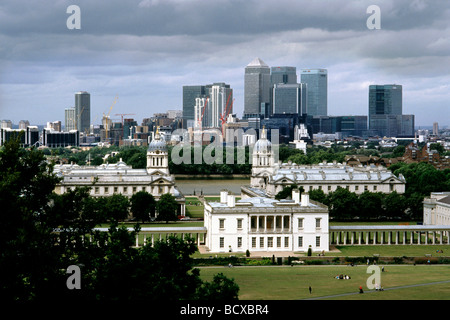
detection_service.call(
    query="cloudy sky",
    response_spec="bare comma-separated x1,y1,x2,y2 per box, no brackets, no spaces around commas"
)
0,0,449,127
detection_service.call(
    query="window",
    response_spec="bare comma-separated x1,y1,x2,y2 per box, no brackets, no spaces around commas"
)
316,218,321,229
298,236,303,247
284,237,289,248
364,186,368,191
355,186,359,191
237,237,242,248
220,237,224,248
260,237,264,248
95,187,99,194
219,219,225,229
104,187,109,194
298,218,304,229
318,185,322,190
237,219,243,230
114,187,118,193
277,237,281,248
252,237,257,248
374,186,377,191
133,187,137,193
316,236,321,247
328,186,332,191
123,187,128,193
267,237,273,248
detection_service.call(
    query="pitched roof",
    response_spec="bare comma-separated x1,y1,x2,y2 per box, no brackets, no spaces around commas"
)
247,57,269,68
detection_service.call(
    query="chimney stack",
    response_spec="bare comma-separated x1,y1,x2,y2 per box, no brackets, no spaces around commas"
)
220,190,228,203
292,189,300,204
301,193,310,207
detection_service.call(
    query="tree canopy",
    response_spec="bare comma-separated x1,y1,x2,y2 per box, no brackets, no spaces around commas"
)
0,139,239,301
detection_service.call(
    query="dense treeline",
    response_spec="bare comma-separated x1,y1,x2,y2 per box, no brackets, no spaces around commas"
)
0,140,239,301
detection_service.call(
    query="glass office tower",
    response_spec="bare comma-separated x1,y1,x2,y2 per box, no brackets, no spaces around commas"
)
272,83,307,115
300,69,327,116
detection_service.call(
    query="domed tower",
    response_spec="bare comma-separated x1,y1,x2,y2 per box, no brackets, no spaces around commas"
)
251,127,276,188
146,127,170,176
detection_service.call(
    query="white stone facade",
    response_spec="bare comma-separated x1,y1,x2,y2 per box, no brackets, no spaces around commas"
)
204,190,329,253
249,129,406,197
423,192,450,226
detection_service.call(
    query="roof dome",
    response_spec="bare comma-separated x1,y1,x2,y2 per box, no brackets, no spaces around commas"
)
254,127,272,153
148,128,167,152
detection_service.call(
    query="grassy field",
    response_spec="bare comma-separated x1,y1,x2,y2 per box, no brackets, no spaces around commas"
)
198,264,450,300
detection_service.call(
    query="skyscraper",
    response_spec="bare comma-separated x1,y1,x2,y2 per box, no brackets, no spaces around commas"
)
65,107,76,132
244,58,270,118
183,85,207,129
300,69,328,116
75,91,90,133
272,83,307,115
270,66,297,85
368,85,414,137
208,83,233,128
185,83,233,129
369,84,402,116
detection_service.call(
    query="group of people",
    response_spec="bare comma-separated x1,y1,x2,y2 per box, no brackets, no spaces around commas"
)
335,274,351,280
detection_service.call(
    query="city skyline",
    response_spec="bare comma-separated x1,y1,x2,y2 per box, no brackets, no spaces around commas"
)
0,0,449,127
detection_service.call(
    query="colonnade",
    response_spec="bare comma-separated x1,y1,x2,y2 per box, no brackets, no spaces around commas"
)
330,226,450,245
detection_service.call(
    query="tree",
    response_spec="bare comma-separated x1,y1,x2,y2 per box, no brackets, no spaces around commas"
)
326,187,359,220
156,193,179,223
358,191,384,220
130,191,156,223
275,184,303,200
102,194,130,221
0,139,239,301
382,191,407,219
0,139,63,301
308,189,328,206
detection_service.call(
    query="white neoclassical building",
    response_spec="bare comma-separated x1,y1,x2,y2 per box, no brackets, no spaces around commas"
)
53,128,186,216
423,192,450,226
246,128,406,199
204,189,329,253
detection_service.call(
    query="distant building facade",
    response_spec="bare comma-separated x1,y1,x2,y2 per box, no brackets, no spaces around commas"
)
53,129,186,217
204,190,329,253
368,85,414,137
244,58,271,118
245,128,406,198
75,91,90,134
423,192,450,226
300,69,327,116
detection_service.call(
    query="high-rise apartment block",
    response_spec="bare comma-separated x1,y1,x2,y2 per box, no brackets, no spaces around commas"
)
65,107,76,132
184,83,233,129
300,69,328,116
75,91,90,134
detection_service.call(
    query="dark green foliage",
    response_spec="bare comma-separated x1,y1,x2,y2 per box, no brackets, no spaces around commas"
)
130,190,156,223
0,139,239,301
156,193,179,223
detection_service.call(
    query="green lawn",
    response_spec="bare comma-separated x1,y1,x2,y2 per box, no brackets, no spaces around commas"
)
198,265,450,300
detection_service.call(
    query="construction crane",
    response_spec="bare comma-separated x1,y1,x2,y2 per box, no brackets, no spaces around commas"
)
115,113,136,126
103,95,119,141
197,97,209,128
220,91,234,135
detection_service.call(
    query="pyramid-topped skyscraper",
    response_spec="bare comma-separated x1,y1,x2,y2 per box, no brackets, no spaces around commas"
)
244,57,270,119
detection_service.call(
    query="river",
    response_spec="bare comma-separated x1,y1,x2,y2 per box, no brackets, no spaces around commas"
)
175,177,248,196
